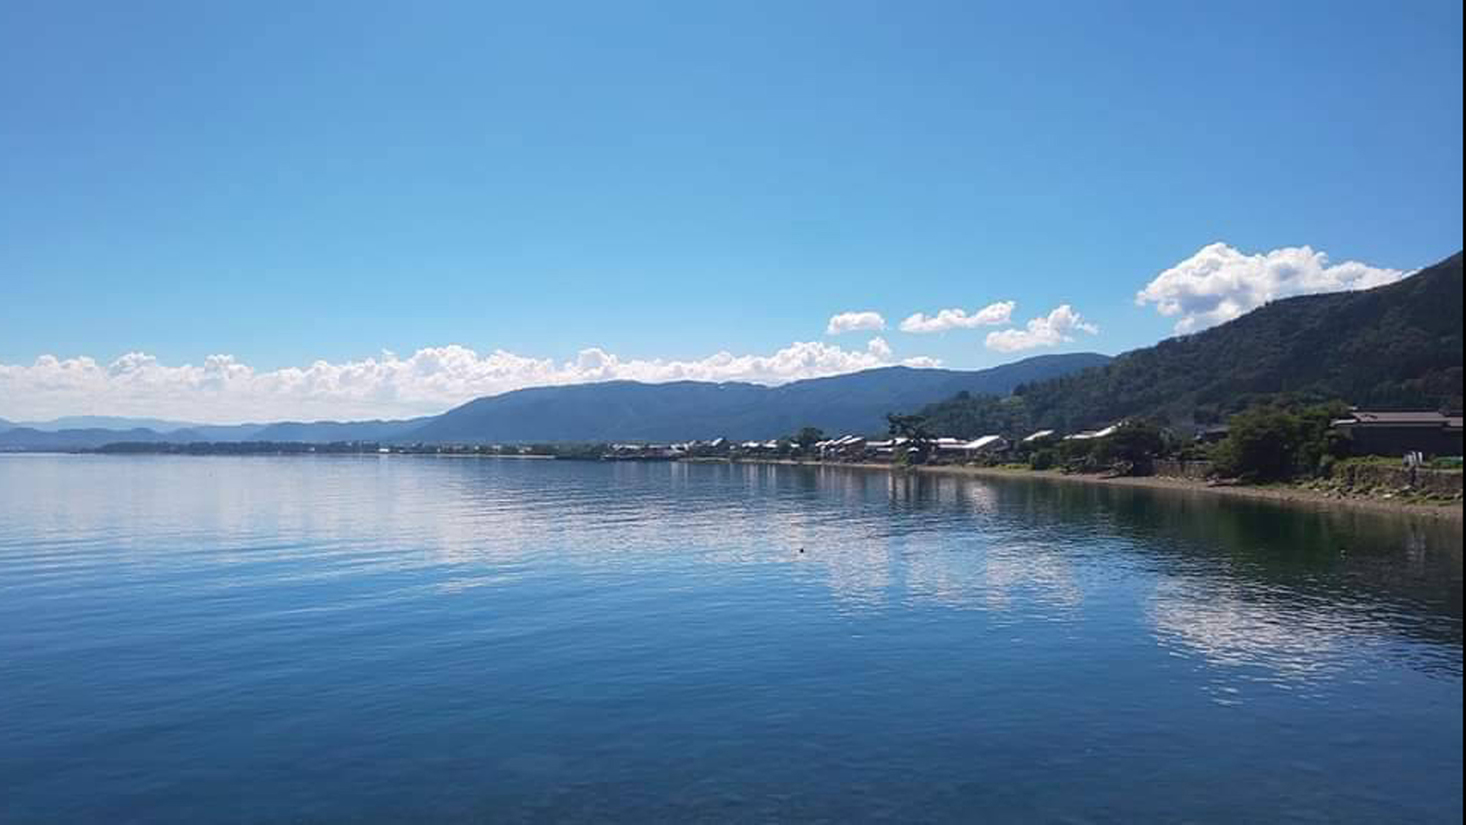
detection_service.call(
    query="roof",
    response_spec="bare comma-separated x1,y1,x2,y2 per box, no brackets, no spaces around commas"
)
1064,424,1119,441
1335,411,1461,429
1022,429,1056,443
1350,411,1451,424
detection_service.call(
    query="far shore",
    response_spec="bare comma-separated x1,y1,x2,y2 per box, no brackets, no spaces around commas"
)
689,457,1465,523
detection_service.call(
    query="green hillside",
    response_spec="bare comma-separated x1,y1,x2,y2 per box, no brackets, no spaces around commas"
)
916,251,1463,437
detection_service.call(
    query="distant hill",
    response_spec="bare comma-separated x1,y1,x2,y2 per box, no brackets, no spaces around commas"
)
9,415,208,433
403,353,1111,443
0,427,182,451
247,418,432,443
916,251,1464,436
0,420,424,451
177,423,269,441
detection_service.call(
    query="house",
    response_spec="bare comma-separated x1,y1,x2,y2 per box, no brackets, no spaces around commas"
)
1194,425,1229,444
1330,411,1464,457
1063,423,1120,441
954,435,1008,458
1021,429,1056,444
969,435,1009,453
933,435,1008,457
865,437,909,459
819,435,867,460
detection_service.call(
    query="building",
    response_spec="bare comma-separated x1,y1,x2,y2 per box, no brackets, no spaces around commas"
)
1194,425,1229,444
1063,423,1120,441
865,437,909,460
959,435,1009,457
1021,429,1056,444
1331,411,1464,457
819,435,867,460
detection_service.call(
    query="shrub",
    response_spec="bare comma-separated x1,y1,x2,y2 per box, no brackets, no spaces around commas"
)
1212,401,1348,482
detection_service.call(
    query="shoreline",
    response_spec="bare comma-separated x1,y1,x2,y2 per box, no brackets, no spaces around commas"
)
693,458,1465,523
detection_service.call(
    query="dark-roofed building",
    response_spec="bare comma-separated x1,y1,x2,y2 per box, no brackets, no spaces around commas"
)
1195,424,1230,444
1331,411,1464,457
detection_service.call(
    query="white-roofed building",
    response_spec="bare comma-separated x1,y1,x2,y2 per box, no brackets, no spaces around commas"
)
1064,424,1121,441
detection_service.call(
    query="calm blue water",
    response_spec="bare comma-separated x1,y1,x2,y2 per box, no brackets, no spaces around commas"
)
1,455,1461,823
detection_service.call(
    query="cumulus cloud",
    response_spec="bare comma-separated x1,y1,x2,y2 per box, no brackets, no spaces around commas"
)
900,356,943,369
899,301,1016,333
984,305,1099,353
1136,242,1409,333
825,311,886,335
0,340,942,423
866,337,893,359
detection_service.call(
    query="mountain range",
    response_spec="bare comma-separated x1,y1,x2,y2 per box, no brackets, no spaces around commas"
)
0,352,1109,450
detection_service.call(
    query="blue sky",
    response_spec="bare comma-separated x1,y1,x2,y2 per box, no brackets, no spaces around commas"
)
1,1,1462,421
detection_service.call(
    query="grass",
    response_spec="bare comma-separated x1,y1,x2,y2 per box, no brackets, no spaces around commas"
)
1333,455,1463,473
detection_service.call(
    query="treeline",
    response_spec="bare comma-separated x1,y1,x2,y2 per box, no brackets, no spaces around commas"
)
898,397,1449,483
913,408,1459,482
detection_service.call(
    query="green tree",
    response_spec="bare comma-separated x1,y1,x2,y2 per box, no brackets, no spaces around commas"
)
1213,401,1353,481
1213,406,1305,481
1100,421,1168,474
794,426,824,453
886,413,934,465
1029,448,1057,471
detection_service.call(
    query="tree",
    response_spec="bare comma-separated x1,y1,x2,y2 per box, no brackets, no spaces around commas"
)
1213,406,1305,481
886,413,934,465
794,426,824,453
1100,421,1168,474
1213,401,1353,481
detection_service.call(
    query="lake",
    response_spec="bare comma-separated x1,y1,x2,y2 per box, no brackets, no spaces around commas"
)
0,455,1460,823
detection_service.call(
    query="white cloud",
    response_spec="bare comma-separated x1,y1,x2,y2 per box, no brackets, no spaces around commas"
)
825,310,886,335
0,340,942,423
900,356,943,369
1136,242,1409,333
899,301,1016,333
866,336,893,358
984,305,1099,353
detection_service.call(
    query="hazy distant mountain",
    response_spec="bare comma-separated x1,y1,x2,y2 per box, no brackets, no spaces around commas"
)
175,423,269,441
10,415,207,432
404,353,1112,443
0,421,418,451
247,418,435,443
0,427,182,451
916,251,1464,435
